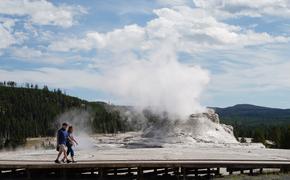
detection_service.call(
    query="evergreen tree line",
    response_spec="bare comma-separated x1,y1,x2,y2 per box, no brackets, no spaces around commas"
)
216,105,290,148
225,121,290,149
0,82,132,149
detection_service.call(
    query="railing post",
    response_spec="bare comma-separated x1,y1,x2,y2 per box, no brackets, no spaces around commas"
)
154,168,157,176
98,168,104,180
249,169,253,175
26,169,31,179
91,168,96,175
114,168,117,176
128,167,133,176
182,167,186,180
216,167,221,176
137,167,143,180
164,168,168,175
207,168,211,177
174,167,180,179
194,168,198,177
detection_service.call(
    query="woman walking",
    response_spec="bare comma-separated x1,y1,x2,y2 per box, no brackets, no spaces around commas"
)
67,126,78,163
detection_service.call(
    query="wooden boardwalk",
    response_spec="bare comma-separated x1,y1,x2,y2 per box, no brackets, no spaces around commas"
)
1,159,290,179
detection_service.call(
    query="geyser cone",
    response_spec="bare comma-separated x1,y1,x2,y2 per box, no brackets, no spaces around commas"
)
142,109,238,144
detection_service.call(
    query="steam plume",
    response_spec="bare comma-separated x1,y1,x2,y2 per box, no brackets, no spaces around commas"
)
98,45,210,119
56,109,95,149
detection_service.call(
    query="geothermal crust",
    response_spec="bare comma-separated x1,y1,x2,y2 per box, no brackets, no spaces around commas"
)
142,108,238,144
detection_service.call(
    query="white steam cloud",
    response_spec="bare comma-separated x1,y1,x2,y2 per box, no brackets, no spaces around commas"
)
99,50,210,119
56,109,95,150
92,29,211,119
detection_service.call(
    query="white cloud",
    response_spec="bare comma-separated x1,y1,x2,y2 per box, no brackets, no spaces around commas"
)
0,0,85,27
0,23,15,49
8,46,84,64
148,7,288,49
49,6,289,54
48,24,146,52
0,18,15,31
211,62,290,93
193,0,290,19
0,0,85,51
0,68,99,89
11,46,42,59
157,0,191,6
48,35,96,52
207,45,290,93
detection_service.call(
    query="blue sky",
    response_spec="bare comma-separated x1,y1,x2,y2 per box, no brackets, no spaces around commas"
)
0,0,290,109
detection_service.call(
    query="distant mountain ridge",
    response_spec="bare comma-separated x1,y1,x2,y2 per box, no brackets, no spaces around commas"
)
215,104,290,111
212,104,290,125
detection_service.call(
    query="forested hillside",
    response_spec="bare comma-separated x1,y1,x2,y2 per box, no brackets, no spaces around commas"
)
2,82,290,149
214,104,290,148
0,82,131,149
215,104,290,125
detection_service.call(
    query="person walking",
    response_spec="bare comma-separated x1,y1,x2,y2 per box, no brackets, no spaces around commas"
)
66,126,78,163
55,123,71,163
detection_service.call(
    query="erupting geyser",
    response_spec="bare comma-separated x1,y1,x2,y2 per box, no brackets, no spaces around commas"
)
96,47,237,145
99,51,210,120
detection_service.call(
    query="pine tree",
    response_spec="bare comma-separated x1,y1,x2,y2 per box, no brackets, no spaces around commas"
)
252,128,265,144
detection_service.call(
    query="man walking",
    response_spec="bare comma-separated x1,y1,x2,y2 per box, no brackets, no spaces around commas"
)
55,122,71,163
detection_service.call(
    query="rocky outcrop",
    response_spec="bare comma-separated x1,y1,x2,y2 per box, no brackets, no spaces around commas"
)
190,108,220,124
